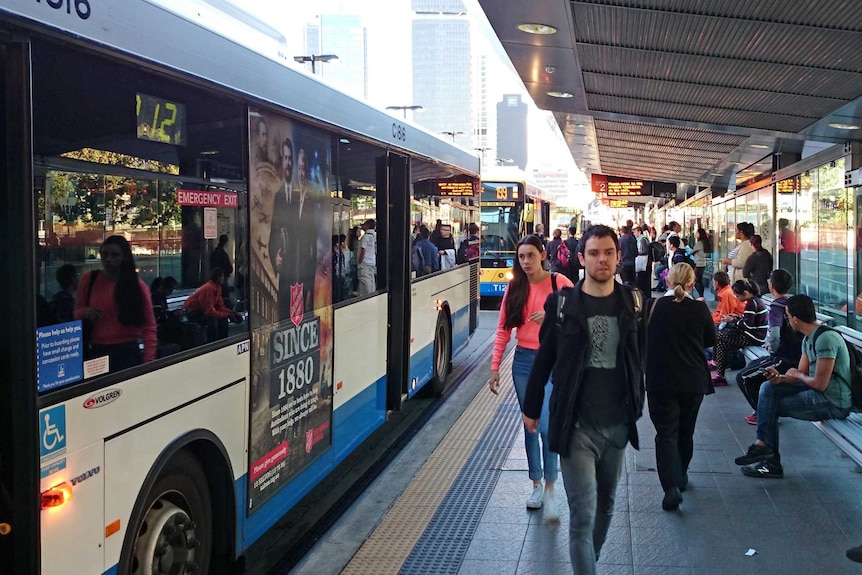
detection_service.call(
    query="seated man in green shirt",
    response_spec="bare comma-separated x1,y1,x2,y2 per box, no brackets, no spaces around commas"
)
734,294,852,478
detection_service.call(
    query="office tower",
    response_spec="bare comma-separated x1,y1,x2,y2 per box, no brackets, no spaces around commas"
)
304,15,368,100
412,0,471,148
497,94,528,169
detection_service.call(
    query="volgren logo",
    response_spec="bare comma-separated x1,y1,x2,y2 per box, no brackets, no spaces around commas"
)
83,389,122,409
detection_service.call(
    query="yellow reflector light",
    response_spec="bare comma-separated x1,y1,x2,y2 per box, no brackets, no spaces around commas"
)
41,482,73,509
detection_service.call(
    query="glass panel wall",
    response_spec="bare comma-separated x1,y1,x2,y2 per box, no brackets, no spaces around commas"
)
777,176,799,289
817,159,850,319
798,169,818,303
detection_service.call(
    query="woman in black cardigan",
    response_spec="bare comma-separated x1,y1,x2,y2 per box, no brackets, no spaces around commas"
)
646,263,716,511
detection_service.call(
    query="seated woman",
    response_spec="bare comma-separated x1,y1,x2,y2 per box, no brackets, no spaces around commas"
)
710,280,768,385
183,268,242,342
74,235,157,371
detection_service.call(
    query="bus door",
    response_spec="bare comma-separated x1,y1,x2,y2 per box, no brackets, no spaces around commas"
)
384,153,410,411
0,37,40,574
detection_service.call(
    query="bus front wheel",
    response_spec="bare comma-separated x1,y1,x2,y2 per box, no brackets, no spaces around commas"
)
121,451,213,575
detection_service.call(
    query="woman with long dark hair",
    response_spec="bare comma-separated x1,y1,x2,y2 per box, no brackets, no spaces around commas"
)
75,235,157,371
710,279,768,385
690,228,712,298
646,263,715,510
489,235,573,522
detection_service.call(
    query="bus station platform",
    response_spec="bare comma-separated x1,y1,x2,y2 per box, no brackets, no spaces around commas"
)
289,312,862,575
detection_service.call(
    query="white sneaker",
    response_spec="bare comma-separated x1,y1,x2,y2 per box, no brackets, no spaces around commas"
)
544,487,560,522
526,483,543,509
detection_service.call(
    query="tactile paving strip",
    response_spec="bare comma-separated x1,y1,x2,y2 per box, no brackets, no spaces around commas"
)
341,351,520,575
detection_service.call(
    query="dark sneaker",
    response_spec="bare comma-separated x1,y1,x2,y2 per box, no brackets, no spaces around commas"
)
847,544,862,563
734,443,775,466
741,459,784,479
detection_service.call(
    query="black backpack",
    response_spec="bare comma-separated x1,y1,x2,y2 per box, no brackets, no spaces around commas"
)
649,241,664,264
812,326,862,410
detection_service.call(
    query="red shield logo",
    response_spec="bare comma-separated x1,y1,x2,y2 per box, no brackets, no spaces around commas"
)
290,283,304,327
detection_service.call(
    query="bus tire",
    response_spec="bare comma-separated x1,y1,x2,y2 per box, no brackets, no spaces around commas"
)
120,450,213,575
424,313,451,397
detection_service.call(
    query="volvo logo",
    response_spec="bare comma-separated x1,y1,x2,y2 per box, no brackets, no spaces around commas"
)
83,389,122,409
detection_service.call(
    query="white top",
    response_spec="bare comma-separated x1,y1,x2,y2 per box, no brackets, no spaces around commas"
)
360,229,377,267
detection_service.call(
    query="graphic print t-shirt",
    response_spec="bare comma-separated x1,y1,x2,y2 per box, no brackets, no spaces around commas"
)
575,292,629,437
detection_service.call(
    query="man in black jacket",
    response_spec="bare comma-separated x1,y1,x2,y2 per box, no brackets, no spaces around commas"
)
523,224,644,575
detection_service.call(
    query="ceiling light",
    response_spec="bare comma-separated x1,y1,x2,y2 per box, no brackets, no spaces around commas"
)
518,23,558,35
544,65,556,74
710,172,723,176
548,91,574,98
750,144,770,149
829,122,860,130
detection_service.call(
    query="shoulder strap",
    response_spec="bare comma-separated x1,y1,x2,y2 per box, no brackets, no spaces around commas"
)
551,272,557,292
86,270,99,306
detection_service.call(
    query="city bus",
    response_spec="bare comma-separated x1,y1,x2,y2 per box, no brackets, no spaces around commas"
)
479,173,555,297
0,3,480,573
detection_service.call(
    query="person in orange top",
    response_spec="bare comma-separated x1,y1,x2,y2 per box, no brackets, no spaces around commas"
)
184,268,242,341
710,270,746,325
489,235,574,522
75,235,157,371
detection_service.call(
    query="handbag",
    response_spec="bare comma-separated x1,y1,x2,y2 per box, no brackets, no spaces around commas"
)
635,254,649,273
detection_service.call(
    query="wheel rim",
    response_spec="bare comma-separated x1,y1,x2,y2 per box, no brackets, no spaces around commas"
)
434,323,449,379
133,498,199,574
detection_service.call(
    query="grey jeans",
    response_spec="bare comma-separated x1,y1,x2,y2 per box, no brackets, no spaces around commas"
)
560,425,627,574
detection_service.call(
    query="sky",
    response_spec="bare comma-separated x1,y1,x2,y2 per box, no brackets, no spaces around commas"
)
156,0,583,178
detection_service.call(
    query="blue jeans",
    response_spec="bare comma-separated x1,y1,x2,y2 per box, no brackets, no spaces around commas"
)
756,381,850,456
511,347,558,482
560,426,627,575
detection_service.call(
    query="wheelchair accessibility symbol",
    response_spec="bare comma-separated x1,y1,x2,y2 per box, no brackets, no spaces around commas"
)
40,405,67,460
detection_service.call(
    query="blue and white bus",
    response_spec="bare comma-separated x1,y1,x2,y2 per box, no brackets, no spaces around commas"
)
0,2,479,573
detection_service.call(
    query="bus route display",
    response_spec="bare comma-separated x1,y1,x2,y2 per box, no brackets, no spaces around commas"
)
136,93,186,145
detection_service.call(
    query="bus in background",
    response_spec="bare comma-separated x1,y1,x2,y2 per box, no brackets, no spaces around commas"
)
0,3,479,573
479,173,555,297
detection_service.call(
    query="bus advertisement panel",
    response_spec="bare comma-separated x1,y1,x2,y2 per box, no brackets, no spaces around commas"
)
247,110,334,511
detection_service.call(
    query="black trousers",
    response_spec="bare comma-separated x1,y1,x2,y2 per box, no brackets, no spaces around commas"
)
647,390,705,491
620,264,636,285
735,356,795,410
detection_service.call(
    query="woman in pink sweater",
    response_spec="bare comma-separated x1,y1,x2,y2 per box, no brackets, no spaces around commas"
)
489,234,573,521
75,236,157,372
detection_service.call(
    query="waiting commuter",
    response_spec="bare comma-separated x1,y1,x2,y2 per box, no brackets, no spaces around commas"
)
412,225,439,276
434,223,456,270
357,219,378,295
735,269,803,425
634,225,651,294
721,222,754,283
546,228,564,272
183,267,242,342
210,233,233,300
743,234,773,297
689,228,711,299
710,280,768,385
735,294,851,479
489,235,573,523
618,225,637,284
75,235,157,370
50,263,78,324
710,271,746,325
646,263,715,510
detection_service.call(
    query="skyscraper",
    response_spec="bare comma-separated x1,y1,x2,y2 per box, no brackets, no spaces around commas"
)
497,94,528,169
304,15,368,100
412,0,471,148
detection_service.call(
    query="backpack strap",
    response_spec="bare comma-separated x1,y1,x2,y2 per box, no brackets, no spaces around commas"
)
550,272,558,292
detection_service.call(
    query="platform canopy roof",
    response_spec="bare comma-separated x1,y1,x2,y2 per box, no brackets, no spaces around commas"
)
477,0,862,193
